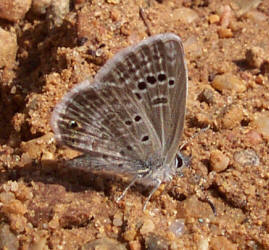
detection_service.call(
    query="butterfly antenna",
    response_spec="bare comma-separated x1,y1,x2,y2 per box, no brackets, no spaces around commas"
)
179,125,210,151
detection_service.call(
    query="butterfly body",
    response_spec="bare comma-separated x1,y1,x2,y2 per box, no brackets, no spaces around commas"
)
51,33,187,209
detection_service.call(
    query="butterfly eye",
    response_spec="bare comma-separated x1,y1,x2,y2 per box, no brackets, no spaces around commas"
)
68,120,80,129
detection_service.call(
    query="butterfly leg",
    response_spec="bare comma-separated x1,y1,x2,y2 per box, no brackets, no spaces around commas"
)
116,175,139,203
143,178,162,211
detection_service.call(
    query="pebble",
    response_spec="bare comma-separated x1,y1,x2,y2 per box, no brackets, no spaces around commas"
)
112,212,123,227
244,130,263,145
219,5,232,28
183,36,203,58
210,150,230,172
177,196,213,219
110,8,121,21
0,191,15,203
31,0,51,15
253,112,269,139
106,0,120,4
261,60,269,75
123,225,136,241
28,232,48,250
20,133,54,159
197,235,209,250
47,0,70,29
210,236,237,250
255,74,264,85
195,113,211,128
266,214,269,233
81,238,127,250
212,73,246,93
208,14,220,24
244,10,267,22
198,88,215,105
0,0,32,22
0,28,17,68
221,105,244,129
173,7,199,24
129,241,141,250
140,219,155,234
218,28,233,38
2,199,27,215
144,234,169,250
0,224,19,250
236,0,262,17
245,46,265,68
169,219,185,237
233,149,260,166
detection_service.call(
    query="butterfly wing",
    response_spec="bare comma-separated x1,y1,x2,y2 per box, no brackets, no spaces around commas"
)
51,33,187,167
95,33,187,165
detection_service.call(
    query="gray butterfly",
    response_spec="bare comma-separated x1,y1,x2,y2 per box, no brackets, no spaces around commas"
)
51,33,188,210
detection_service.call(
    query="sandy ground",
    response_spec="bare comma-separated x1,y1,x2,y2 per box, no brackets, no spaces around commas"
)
0,0,268,249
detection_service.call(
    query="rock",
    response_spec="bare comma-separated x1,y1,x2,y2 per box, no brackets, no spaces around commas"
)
177,195,214,219
173,7,199,24
106,0,120,4
129,241,141,250
113,212,123,227
219,5,232,28
221,105,244,129
0,0,32,22
183,36,203,58
197,235,209,250
144,234,169,250
253,112,269,139
20,133,54,160
244,10,267,22
261,60,269,75
29,232,49,250
198,88,215,105
245,46,265,68
31,0,51,15
0,224,19,250
123,224,137,241
266,213,269,233
235,0,262,17
233,149,260,166
1,199,27,215
140,219,155,234
208,14,220,24
255,74,264,85
47,0,70,29
81,238,127,250
210,236,237,250
244,130,263,145
212,73,246,93
218,28,233,38
169,219,185,237
210,150,230,172
0,28,17,68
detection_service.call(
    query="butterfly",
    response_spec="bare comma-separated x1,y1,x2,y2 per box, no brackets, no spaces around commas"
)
51,33,188,210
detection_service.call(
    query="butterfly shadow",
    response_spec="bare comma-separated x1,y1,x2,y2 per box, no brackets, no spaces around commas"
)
3,157,150,202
